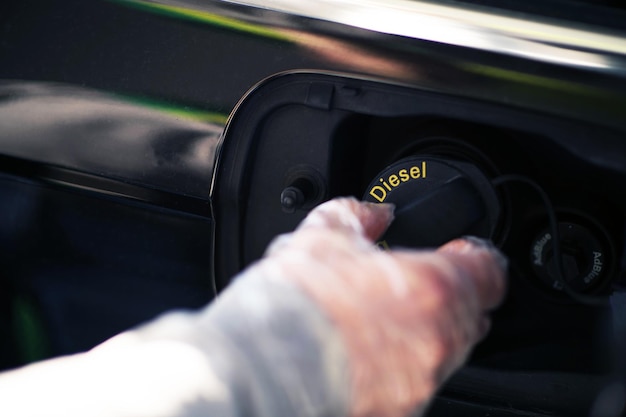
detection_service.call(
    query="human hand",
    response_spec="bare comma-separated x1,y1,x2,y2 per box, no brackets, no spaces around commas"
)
260,197,507,417
0,197,506,417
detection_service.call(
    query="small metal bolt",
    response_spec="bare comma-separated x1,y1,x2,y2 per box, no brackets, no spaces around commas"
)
280,186,305,213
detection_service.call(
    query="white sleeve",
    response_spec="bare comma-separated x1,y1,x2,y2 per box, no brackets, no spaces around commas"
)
0,271,351,417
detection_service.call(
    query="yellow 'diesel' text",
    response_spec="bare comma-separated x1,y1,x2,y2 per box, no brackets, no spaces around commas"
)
368,161,427,203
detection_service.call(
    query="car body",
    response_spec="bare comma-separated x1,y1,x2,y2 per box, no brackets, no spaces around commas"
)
2,0,626,415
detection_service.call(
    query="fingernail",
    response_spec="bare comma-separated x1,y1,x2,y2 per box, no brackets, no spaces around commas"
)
477,316,492,340
460,236,508,272
440,236,508,273
362,201,395,223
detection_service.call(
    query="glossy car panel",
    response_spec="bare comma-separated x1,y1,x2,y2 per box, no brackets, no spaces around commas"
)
1,0,626,415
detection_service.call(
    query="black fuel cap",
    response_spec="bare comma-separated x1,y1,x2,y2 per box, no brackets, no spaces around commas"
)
363,156,500,248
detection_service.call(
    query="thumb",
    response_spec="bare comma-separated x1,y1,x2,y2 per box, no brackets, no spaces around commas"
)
265,198,394,257
296,198,395,242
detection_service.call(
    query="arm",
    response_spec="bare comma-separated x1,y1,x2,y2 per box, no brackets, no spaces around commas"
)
0,198,506,417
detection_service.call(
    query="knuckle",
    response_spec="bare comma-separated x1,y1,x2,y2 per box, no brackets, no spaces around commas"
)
415,264,457,310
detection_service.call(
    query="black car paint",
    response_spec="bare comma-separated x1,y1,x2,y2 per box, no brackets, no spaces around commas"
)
2,0,626,416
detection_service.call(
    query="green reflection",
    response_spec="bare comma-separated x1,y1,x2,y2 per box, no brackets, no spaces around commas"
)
12,296,50,364
119,94,228,124
461,63,608,98
111,0,292,42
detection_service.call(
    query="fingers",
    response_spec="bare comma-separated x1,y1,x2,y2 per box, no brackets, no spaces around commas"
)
272,198,506,315
296,198,395,242
341,241,506,417
379,247,504,360
254,198,508,417
265,198,394,257
437,237,508,310
271,199,506,314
